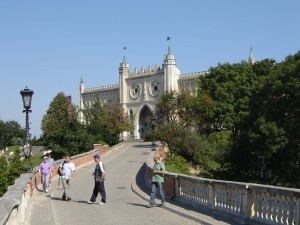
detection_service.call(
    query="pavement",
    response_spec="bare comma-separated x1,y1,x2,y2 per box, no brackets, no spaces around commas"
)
28,142,240,225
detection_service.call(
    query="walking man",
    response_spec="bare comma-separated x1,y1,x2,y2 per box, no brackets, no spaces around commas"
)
88,154,106,205
60,155,75,201
39,156,51,193
147,155,166,208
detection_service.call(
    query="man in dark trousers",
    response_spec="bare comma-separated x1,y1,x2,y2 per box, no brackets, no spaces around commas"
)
88,154,106,205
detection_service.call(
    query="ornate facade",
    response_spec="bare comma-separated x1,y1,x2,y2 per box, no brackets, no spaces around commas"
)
79,48,206,140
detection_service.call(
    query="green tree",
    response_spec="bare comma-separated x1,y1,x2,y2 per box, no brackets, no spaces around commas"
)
155,91,196,156
83,99,132,146
198,62,257,131
0,154,8,197
0,120,24,149
155,90,213,173
226,51,300,187
156,90,198,128
7,148,22,185
192,89,214,134
41,92,95,159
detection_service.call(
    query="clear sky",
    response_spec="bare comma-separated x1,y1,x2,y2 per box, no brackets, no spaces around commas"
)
0,1,299,138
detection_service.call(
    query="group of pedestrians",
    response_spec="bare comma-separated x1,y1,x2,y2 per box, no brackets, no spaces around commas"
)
38,152,107,205
39,150,166,208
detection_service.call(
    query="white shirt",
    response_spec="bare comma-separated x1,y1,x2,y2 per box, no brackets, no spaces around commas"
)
60,161,76,179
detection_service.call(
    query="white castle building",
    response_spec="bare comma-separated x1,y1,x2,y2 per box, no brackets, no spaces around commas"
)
79,45,254,141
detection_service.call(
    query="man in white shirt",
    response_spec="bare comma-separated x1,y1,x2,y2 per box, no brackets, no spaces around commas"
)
59,155,76,201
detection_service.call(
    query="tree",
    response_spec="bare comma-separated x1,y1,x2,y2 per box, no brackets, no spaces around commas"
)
0,120,24,149
7,148,22,185
197,62,257,132
0,154,8,197
225,51,300,187
41,92,95,159
155,90,213,172
155,91,195,156
156,90,199,128
83,99,132,146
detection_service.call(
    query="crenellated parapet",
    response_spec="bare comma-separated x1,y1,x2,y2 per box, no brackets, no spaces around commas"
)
179,71,207,80
129,64,162,77
83,84,120,93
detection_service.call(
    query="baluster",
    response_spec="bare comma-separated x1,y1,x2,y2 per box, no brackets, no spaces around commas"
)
286,196,295,225
277,195,284,224
282,195,288,225
260,192,266,222
216,185,222,209
287,196,296,225
269,195,276,223
256,192,263,222
265,193,271,222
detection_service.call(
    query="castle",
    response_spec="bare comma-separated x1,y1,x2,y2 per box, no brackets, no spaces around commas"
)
79,44,254,140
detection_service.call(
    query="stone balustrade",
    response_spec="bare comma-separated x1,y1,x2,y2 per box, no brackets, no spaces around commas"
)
0,144,109,225
145,164,300,225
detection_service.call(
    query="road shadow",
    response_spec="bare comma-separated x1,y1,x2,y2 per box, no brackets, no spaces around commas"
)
135,164,151,196
126,202,148,208
50,196,65,201
35,187,44,192
50,196,77,203
132,144,153,149
76,200,92,204
127,160,145,164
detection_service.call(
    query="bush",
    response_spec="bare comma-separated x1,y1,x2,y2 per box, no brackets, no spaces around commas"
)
0,155,8,197
96,140,108,146
165,155,191,175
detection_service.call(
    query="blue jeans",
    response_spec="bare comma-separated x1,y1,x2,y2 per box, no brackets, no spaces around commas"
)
41,173,49,191
150,182,165,204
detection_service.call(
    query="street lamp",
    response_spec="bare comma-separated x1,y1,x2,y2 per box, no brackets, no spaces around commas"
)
151,114,157,151
20,87,34,172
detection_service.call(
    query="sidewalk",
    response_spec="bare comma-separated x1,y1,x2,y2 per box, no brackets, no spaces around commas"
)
28,174,58,225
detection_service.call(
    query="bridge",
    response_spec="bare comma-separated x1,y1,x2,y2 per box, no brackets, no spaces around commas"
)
1,142,299,225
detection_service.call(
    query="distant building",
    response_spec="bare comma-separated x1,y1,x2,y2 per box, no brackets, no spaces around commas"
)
79,45,254,140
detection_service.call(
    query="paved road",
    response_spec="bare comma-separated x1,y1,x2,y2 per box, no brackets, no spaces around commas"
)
30,142,238,225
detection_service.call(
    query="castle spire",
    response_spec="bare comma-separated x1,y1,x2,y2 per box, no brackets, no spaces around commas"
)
123,46,127,64
248,46,255,65
167,37,171,55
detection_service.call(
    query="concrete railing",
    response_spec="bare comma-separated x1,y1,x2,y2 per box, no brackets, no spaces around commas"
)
0,144,109,225
145,163,300,225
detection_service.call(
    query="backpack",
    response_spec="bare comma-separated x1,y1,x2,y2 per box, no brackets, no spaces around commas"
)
57,161,66,176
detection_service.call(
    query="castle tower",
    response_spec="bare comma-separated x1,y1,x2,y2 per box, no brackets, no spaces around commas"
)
248,47,255,65
163,37,180,91
119,47,130,109
79,76,85,123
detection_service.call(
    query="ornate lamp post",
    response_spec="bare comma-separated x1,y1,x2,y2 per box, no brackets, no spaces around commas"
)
20,87,34,172
151,114,157,151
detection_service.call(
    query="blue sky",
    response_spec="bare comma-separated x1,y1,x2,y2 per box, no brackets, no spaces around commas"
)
0,1,299,138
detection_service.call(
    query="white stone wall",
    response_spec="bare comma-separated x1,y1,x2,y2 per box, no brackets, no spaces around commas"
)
79,52,203,140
